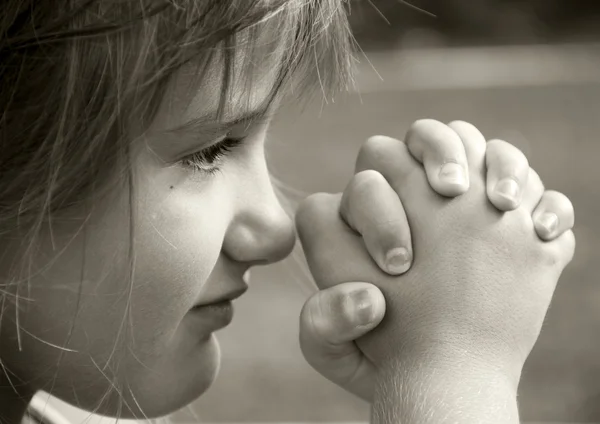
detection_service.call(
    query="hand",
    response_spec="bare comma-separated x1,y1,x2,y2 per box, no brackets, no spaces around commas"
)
296,120,575,401
341,120,572,275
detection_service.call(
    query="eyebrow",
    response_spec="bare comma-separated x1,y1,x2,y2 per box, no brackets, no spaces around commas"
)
163,104,273,140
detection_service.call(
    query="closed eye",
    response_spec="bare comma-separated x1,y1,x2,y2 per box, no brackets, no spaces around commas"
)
179,136,246,176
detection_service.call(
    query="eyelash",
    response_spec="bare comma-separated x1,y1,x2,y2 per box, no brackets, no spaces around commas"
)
179,137,245,176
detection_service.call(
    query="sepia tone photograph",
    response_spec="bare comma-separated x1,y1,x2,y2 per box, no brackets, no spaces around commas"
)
1,1,599,424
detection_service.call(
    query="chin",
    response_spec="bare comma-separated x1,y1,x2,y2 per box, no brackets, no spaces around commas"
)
68,334,222,420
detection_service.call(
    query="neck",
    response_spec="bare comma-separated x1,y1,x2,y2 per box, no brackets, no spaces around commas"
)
0,385,34,424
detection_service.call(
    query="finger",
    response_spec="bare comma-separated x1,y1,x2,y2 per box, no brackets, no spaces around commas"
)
532,190,575,241
404,119,470,197
296,192,383,290
354,135,429,212
446,120,487,175
484,139,530,211
355,135,420,180
521,167,545,213
299,282,385,401
299,282,386,347
340,170,413,276
553,229,577,268
533,227,576,310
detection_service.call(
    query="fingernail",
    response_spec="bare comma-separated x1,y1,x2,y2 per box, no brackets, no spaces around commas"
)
494,178,519,204
537,212,559,235
349,289,375,325
385,247,412,274
439,162,466,186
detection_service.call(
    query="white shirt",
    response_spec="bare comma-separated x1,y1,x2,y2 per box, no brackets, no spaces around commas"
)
23,395,71,424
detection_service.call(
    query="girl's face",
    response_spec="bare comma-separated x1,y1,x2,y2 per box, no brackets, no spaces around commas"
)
0,52,296,417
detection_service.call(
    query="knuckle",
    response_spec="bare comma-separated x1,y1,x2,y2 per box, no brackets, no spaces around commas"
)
538,228,576,268
489,139,530,168
407,119,454,151
509,156,529,174
352,169,387,192
512,153,530,171
486,138,508,148
551,229,577,260
487,139,513,164
407,118,439,138
356,135,396,171
448,120,487,155
299,192,331,210
517,151,530,168
544,188,567,201
448,119,474,128
546,190,575,215
360,135,395,157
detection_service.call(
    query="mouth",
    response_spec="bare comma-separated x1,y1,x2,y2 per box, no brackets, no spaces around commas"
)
185,270,250,334
187,300,235,332
192,285,248,309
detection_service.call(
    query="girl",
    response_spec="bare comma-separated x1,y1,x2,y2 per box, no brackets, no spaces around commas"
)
0,1,575,423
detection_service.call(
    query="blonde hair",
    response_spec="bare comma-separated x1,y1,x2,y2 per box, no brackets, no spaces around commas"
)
0,0,356,419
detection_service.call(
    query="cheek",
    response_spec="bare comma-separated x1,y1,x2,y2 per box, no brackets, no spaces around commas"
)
0,175,231,414
133,187,228,339
1,175,227,340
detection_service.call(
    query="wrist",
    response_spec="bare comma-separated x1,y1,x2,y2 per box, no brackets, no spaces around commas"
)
380,339,523,391
372,350,520,424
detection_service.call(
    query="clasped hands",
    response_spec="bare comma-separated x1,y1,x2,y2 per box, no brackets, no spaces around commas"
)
295,119,575,402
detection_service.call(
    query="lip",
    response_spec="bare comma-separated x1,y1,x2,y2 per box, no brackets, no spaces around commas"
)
193,285,248,308
187,300,234,332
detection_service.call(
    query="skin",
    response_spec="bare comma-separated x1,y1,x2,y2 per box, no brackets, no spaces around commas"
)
0,50,296,420
299,121,575,402
0,42,575,424
296,122,575,423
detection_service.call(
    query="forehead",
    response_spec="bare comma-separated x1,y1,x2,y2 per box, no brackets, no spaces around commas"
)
155,22,287,131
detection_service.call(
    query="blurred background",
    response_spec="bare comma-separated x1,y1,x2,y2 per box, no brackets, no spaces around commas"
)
49,1,600,423
348,0,600,48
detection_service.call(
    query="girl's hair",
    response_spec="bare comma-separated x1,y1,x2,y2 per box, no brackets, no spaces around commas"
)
0,0,355,418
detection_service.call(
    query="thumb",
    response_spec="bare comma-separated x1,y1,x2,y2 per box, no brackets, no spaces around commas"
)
299,282,385,401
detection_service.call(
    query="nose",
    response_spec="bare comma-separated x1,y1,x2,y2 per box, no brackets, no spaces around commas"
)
222,159,297,266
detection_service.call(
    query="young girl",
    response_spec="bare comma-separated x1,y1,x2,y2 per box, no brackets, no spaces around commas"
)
0,1,575,423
